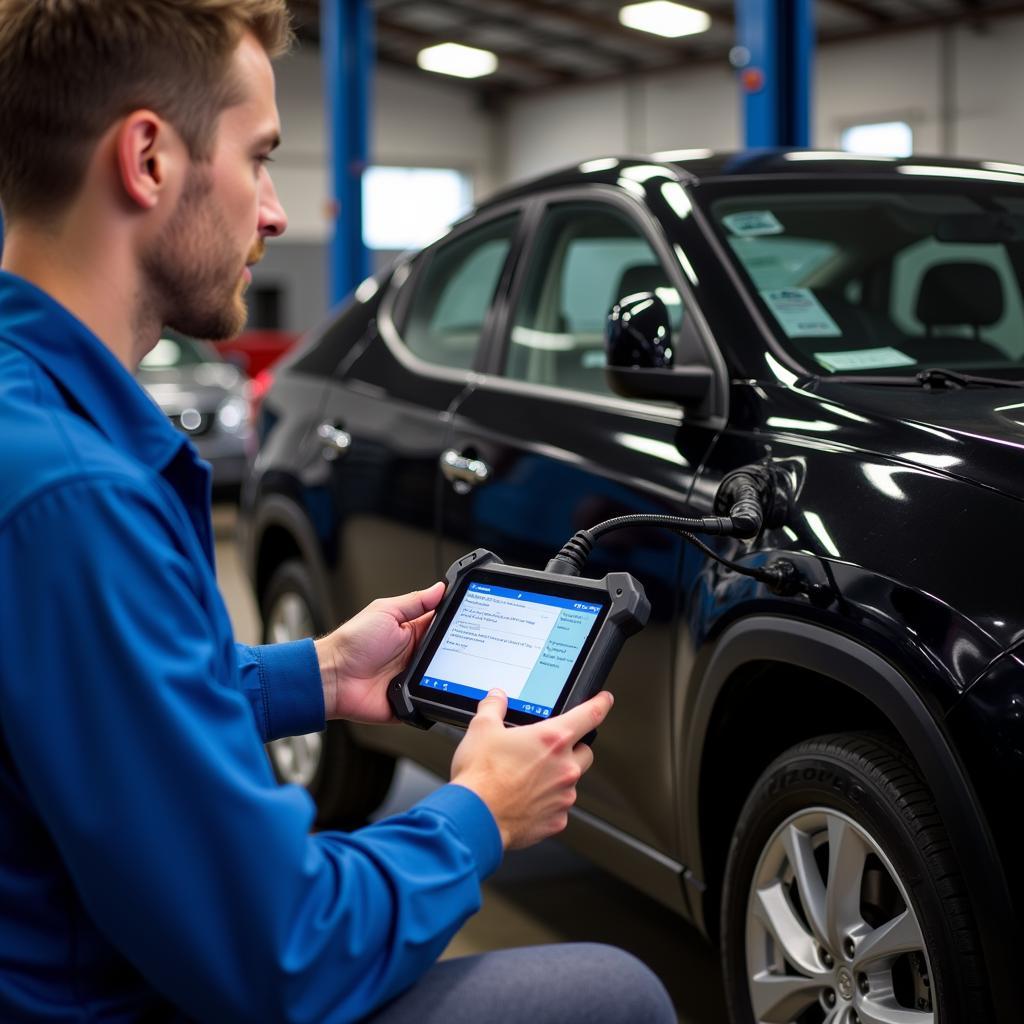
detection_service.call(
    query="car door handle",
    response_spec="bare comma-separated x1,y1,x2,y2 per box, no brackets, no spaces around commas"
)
440,448,491,489
317,422,352,460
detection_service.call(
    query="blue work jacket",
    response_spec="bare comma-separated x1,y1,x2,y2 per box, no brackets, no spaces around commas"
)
0,270,501,1023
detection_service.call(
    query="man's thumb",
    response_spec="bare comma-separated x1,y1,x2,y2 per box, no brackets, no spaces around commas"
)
475,688,508,722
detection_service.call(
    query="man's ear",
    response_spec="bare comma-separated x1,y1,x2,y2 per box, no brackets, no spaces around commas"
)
115,110,184,211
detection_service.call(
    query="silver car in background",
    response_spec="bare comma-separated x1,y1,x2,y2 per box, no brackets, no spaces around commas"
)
138,330,251,492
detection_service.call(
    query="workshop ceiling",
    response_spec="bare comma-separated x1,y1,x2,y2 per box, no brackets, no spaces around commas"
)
288,0,1024,97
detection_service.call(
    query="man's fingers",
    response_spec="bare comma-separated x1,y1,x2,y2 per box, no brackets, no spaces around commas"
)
382,581,446,623
558,691,614,743
572,740,595,776
474,688,508,724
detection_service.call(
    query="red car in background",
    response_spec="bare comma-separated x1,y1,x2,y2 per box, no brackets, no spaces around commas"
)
218,328,297,377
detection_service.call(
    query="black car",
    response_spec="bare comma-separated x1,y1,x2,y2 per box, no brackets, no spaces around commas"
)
240,151,1024,1024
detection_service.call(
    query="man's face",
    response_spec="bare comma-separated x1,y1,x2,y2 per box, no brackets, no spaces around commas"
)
142,33,287,340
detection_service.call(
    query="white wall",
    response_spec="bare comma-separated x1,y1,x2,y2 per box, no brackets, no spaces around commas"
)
499,14,1024,186
270,46,497,243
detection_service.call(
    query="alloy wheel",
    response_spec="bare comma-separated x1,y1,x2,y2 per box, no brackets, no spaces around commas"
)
746,808,934,1024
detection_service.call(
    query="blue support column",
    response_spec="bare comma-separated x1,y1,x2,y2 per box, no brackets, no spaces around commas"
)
735,0,813,148
321,0,373,308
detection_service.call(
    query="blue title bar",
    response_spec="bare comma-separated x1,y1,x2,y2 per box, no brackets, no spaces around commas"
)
467,582,602,616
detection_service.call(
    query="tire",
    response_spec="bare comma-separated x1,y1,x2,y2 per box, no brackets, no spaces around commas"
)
260,559,395,829
720,733,989,1024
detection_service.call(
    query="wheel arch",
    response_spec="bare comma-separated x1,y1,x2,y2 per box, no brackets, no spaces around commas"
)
681,615,1019,1020
251,495,335,628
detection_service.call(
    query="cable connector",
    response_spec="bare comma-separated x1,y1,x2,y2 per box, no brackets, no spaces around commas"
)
545,530,594,576
759,558,834,608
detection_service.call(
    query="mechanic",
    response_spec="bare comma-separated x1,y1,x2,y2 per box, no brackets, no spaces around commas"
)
0,2,676,1023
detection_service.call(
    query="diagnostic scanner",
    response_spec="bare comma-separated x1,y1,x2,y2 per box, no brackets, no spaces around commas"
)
388,549,649,732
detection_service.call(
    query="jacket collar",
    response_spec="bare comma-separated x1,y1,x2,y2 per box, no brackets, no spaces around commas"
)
0,269,187,472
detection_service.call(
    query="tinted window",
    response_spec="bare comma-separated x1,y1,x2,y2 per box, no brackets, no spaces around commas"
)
401,214,519,371
710,189,1024,376
505,203,682,396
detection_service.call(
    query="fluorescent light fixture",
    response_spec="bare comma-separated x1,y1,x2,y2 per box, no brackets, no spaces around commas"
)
417,42,497,79
619,1,710,38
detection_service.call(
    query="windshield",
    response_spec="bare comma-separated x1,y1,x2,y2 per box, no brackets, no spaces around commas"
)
708,187,1024,378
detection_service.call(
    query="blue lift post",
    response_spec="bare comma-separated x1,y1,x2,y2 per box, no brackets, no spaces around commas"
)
320,0,373,308
735,0,814,148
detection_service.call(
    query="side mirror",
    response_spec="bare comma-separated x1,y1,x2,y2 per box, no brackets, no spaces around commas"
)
605,292,713,410
606,292,674,369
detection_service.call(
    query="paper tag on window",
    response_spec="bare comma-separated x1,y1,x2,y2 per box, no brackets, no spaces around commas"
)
723,210,784,236
760,288,841,338
814,347,917,372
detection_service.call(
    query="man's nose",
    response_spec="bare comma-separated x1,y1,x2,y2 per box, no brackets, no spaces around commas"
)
259,169,288,239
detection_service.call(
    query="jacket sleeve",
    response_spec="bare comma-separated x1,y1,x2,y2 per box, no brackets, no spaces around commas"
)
234,640,327,743
0,476,502,1024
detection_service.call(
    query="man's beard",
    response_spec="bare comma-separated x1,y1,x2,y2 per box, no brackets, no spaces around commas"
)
140,168,259,342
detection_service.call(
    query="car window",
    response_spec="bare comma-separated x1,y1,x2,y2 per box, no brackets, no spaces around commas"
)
505,202,683,396
400,214,519,371
710,190,1024,377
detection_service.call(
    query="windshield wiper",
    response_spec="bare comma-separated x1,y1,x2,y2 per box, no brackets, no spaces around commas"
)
915,367,1024,389
827,366,1024,385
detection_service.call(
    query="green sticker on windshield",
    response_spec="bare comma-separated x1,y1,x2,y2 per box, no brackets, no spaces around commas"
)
814,347,917,372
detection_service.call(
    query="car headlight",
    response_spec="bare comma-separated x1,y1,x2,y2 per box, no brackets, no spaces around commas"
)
216,395,250,435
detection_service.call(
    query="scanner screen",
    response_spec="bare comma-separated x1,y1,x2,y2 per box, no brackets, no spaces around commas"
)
419,582,603,719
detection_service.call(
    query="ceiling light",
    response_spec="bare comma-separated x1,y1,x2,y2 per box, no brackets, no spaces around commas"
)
619,1,710,38
417,42,497,79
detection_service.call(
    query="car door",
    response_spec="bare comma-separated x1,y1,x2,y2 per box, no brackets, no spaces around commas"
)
322,207,526,621
438,193,721,857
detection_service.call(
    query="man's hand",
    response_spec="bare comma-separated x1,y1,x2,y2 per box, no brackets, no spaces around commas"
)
450,689,614,850
315,582,445,723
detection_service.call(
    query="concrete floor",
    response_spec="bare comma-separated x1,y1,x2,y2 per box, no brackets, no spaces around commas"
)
213,504,729,1023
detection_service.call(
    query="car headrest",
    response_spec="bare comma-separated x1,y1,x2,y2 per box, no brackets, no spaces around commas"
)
916,262,1004,327
614,263,670,304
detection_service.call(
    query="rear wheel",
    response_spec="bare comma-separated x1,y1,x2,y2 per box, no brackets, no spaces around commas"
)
261,559,395,829
721,733,988,1024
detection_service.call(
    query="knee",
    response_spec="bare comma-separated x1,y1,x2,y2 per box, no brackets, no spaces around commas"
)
552,943,675,1024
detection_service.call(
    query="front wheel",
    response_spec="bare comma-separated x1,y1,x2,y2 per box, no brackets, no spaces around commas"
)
721,733,989,1024
261,559,395,829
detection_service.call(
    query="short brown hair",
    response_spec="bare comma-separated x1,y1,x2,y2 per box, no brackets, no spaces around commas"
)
0,0,293,222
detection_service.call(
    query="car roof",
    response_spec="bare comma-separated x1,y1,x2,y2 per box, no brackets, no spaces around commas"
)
474,149,1024,213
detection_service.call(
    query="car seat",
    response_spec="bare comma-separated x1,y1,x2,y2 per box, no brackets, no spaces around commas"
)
911,261,1007,361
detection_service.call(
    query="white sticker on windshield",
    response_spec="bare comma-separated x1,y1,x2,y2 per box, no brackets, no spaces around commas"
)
814,347,917,372
760,288,841,338
723,210,784,236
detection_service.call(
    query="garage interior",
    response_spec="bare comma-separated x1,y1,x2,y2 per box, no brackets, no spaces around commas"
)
5,0,1024,1021
215,2,1023,1020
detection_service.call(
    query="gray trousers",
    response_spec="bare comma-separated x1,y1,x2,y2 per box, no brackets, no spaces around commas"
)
361,943,677,1024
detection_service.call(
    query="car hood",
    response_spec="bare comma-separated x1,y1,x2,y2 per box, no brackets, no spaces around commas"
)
790,381,1024,502
138,364,243,414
